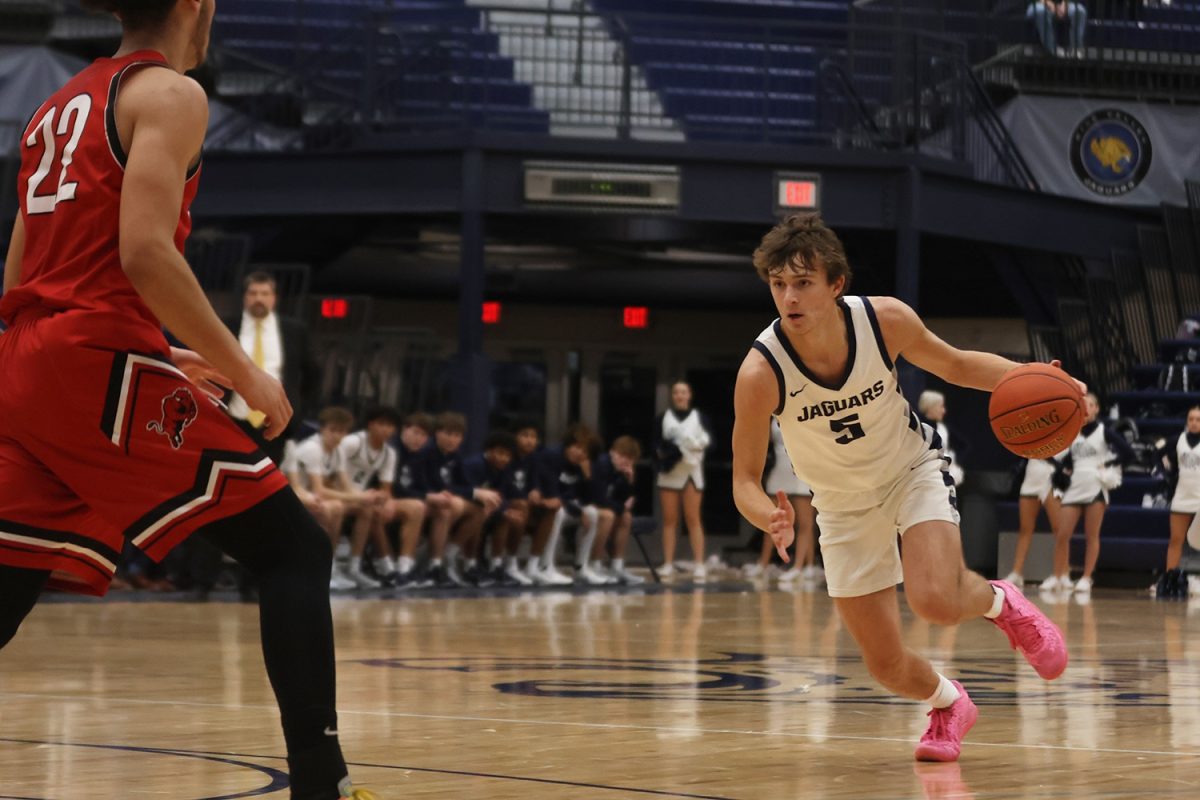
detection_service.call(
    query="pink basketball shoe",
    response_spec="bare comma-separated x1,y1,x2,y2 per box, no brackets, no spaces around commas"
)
988,579,1069,680
914,681,978,762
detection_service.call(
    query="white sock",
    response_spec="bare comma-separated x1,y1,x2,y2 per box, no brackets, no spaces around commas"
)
925,673,961,709
464,558,477,570
430,558,442,568
349,556,362,572
490,557,503,569
397,556,415,574
507,556,520,570
983,585,1006,619
612,558,624,571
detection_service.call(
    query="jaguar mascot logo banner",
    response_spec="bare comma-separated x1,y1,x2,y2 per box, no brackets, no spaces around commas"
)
1070,109,1152,197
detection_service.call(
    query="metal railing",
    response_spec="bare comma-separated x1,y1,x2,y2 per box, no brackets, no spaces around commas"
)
207,4,1044,187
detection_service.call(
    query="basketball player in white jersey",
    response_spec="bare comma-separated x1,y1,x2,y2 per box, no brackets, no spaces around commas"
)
1157,405,1200,597
733,214,1076,762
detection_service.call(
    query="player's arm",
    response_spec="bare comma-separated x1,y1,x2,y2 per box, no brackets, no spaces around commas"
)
873,297,1023,391
732,350,794,559
3,215,25,294
116,70,291,437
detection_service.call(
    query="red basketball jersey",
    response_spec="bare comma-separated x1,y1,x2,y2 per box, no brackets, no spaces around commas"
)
0,50,200,353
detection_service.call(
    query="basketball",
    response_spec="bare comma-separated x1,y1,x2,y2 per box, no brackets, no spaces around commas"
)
988,363,1084,459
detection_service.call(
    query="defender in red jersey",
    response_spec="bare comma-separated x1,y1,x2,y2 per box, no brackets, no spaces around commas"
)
0,3,375,798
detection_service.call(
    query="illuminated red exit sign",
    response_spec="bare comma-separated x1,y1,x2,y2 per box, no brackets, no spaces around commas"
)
623,306,649,329
482,301,502,324
321,298,349,319
775,173,821,211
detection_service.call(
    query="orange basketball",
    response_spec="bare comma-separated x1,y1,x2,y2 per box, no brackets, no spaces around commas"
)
988,363,1085,459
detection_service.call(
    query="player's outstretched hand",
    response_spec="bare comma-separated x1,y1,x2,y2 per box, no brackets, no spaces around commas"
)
170,346,233,406
235,366,293,440
1049,359,1087,397
767,489,795,562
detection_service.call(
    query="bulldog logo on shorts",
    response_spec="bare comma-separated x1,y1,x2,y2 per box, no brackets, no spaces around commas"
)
147,387,199,450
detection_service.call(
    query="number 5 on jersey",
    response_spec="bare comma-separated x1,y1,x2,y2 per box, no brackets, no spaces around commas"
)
830,413,866,445
26,94,93,215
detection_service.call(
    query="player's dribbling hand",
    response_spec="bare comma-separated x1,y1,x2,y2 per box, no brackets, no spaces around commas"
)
1049,359,1088,397
767,489,795,563
170,347,233,406
235,367,293,440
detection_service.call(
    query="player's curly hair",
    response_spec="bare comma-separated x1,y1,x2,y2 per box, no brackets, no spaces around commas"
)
752,213,852,295
81,0,177,31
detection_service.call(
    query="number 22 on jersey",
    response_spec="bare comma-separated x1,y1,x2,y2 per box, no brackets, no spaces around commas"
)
25,94,93,215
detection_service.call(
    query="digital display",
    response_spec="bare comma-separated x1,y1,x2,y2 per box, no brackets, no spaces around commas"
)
552,178,654,198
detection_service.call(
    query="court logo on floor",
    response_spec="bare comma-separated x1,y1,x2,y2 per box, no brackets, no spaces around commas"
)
1070,108,1152,197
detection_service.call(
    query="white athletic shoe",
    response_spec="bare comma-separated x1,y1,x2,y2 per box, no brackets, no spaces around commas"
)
1039,575,1061,592
612,565,645,585
1072,575,1092,594
658,564,675,579
1003,571,1024,589
505,563,533,586
801,565,825,583
329,565,355,591
742,563,764,579
693,565,708,582
540,565,574,586
577,565,611,586
778,568,802,584
347,563,382,590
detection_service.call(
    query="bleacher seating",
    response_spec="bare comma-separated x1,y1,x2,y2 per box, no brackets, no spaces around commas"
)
214,0,549,135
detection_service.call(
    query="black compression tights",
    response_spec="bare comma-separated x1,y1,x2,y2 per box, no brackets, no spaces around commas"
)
0,487,348,799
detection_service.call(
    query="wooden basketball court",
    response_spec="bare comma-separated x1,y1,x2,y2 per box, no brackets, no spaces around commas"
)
1,585,1197,799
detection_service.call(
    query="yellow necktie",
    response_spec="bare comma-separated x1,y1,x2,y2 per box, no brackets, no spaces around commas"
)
246,319,267,428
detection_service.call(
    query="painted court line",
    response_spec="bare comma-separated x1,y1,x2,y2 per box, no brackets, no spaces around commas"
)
2,691,1198,759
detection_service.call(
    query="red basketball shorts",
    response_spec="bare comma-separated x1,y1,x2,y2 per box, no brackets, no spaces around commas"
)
0,310,288,595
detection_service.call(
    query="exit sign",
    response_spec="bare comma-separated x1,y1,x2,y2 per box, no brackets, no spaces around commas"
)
775,172,821,212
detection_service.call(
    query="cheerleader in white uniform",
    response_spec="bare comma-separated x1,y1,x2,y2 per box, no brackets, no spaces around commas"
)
1157,405,1200,597
1003,458,1062,588
655,381,711,580
1046,393,1135,594
748,418,820,583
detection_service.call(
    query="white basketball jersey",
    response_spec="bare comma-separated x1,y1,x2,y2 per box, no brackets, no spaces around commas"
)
752,296,943,510
1175,432,1200,499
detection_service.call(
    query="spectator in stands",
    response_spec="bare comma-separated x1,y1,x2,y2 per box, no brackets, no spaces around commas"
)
1027,0,1089,57
589,436,645,585
747,418,821,585
464,432,521,586
338,407,403,587
1045,392,1135,595
390,412,434,586
1155,405,1200,598
223,272,315,465
424,412,500,586
541,424,607,585
1004,458,1062,589
498,420,541,586
520,423,573,586
656,380,711,581
291,406,387,590
283,438,344,543
918,390,965,487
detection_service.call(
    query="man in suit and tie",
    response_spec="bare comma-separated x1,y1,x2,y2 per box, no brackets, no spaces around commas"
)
223,271,316,466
